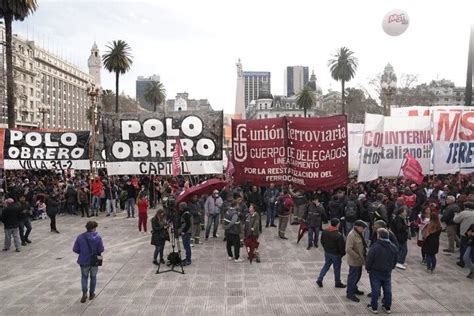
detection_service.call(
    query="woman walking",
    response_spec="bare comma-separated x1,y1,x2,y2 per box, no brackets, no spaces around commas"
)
244,204,261,263
422,213,442,273
151,209,168,265
46,191,60,233
415,206,431,264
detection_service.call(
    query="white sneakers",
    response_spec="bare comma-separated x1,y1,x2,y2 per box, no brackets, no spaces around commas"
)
396,263,407,270
234,258,245,263
228,256,234,260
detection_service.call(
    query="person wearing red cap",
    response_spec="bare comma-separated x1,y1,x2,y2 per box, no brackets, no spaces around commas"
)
1,198,22,252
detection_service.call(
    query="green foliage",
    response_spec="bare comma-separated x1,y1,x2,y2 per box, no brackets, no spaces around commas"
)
0,0,38,20
144,81,166,112
102,40,133,75
296,86,316,118
328,47,358,115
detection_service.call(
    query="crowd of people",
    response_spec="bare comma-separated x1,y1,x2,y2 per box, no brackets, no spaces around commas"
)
1,170,474,311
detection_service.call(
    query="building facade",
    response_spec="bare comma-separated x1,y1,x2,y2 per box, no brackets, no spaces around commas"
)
136,74,160,111
164,92,213,113
284,66,309,96
0,23,96,129
246,95,326,120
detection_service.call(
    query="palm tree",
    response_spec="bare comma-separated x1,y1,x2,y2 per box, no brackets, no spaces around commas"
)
0,0,38,128
296,86,316,118
102,40,133,113
328,47,358,115
144,81,166,112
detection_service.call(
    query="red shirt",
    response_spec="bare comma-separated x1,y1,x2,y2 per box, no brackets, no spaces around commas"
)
137,199,149,215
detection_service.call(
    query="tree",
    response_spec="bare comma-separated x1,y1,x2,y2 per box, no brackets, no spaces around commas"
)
296,86,315,117
345,88,383,123
328,47,358,115
144,81,166,112
102,40,133,113
0,0,38,128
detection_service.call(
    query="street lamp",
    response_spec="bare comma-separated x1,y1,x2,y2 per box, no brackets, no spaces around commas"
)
37,104,50,128
87,82,101,175
381,63,397,116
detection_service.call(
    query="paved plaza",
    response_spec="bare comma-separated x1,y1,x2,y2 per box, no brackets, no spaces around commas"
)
1,210,473,316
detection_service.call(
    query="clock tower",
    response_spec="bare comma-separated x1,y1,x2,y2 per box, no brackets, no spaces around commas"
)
88,42,101,86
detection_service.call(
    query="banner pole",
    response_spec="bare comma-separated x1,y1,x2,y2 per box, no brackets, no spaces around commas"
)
397,155,406,178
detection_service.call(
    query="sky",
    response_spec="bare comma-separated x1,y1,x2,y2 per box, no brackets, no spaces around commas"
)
12,0,474,113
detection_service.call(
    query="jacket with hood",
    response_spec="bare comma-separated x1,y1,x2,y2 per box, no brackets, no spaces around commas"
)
366,239,398,274
321,226,345,256
454,202,474,235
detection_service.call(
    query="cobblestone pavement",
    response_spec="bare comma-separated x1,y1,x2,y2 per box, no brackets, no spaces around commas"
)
1,210,473,316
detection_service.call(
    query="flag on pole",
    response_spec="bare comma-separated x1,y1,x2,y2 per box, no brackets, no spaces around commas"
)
172,138,183,177
226,153,235,180
401,152,424,184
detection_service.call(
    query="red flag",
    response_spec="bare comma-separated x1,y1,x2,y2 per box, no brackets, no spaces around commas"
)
172,138,183,177
401,153,424,185
226,153,235,180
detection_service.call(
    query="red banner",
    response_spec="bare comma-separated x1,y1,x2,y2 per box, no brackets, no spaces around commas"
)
232,116,348,191
402,152,424,184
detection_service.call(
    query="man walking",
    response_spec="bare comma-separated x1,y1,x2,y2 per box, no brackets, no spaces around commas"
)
1,198,22,252
316,218,346,288
224,201,244,262
453,195,474,267
204,190,223,239
73,221,105,303
303,195,324,249
124,178,137,218
18,195,33,246
441,196,460,253
346,220,368,302
366,228,398,314
263,183,278,227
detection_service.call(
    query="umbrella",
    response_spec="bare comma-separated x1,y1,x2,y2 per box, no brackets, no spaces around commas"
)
176,179,227,204
244,237,260,263
297,221,308,244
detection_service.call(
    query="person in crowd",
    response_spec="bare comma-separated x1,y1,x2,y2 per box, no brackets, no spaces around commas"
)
188,194,202,245
453,194,474,268
366,228,398,314
224,201,244,263
316,218,346,288
90,176,103,217
415,206,431,264
327,190,346,222
77,185,90,218
245,203,261,263
104,181,117,217
357,194,371,241
1,198,22,252
246,186,263,232
46,191,60,234
303,194,324,249
441,196,460,253
36,198,47,220
390,206,409,270
369,193,388,224
151,209,168,265
346,220,368,302
65,182,78,216
137,193,149,233
344,194,359,236
204,190,223,240
263,183,279,228
178,202,192,266
291,189,307,225
18,194,32,246
422,213,442,273
73,221,104,303
463,224,474,279
124,178,137,218
277,190,293,240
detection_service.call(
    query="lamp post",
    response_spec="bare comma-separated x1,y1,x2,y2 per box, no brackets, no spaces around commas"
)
87,83,101,175
381,63,398,116
37,104,50,128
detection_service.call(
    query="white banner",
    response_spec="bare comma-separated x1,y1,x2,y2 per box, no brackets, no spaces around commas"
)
358,113,431,182
348,123,364,171
391,105,474,117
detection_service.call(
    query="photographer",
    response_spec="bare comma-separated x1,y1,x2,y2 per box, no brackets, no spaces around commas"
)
178,202,192,266
151,209,168,265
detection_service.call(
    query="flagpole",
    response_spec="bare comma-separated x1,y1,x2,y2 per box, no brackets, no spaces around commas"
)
397,155,407,178
181,153,194,186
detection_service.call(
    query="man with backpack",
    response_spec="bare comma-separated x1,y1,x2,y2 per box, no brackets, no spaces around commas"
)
303,194,324,249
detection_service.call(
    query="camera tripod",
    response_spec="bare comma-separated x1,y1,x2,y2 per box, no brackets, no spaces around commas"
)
156,222,185,274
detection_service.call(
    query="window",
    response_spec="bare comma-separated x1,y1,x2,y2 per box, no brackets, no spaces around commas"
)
264,114,268,118
30,88,33,96
30,101,33,108
29,62,33,70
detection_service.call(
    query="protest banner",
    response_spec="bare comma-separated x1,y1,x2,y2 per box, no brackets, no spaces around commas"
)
3,129,90,170
348,123,364,171
232,115,348,191
357,113,431,182
102,111,223,175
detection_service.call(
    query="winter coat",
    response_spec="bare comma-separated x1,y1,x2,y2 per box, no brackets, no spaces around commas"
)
345,228,367,267
422,229,441,255
151,216,168,245
73,231,105,266
46,197,60,216
263,188,279,205
390,215,409,244
321,226,345,256
1,203,22,229
91,179,103,197
453,203,474,235
245,212,260,238
303,202,323,227
223,208,240,235
327,198,345,219
204,195,223,215
441,203,460,225
366,239,398,274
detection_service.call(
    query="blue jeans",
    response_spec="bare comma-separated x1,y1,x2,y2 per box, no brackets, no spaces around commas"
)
125,198,135,217
153,240,166,261
346,266,362,297
205,214,219,238
317,253,342,285
80,266,98,294
308,225,320,247
369,271,392,310
397,242,408,264
181,233,192,262
464,246,474,273
91,196,101,214
67,202,77,215
361,221,370,242
426,254,437,270
460,236,469,265
106,199,115,215
266,203,275,226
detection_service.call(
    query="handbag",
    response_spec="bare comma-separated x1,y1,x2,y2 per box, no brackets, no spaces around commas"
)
84,233,103,266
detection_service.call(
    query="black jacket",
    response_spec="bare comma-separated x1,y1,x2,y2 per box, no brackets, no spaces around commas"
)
321,228,345,256
327,198,345,219
124,184,137,200
366,239,398,273
188,202,201,224
422,230,441,255
1,203,22,229
390,215,409,244
441,203,460,225
46,197,60,216
303,202,323,227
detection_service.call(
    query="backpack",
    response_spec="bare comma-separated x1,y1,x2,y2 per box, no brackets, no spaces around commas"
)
345,201,357,220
